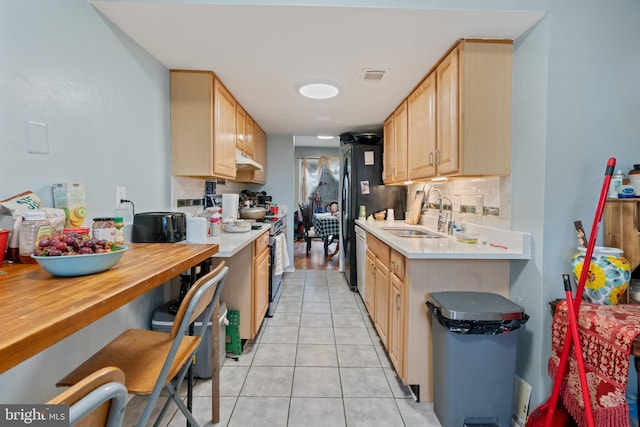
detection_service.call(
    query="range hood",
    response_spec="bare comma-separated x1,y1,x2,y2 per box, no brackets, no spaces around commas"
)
236,149,263,171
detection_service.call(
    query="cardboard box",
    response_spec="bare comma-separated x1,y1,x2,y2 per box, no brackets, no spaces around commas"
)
52,182,86,228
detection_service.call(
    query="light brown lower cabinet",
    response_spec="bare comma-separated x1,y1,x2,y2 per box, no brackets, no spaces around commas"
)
217,230,270,340
388,270,406,379
364,249,376,314
252,232,270,334
373,257,390,347
363,230,510,402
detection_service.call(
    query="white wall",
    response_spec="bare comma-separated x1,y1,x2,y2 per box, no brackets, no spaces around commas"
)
263,135,296,263
0,0,170,402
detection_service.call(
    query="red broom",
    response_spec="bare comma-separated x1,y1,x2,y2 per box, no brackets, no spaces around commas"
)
526,157,616,427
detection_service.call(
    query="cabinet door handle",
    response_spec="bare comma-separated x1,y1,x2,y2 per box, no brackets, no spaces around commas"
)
395,292,401,310
435,149,440,166
429,152,434,167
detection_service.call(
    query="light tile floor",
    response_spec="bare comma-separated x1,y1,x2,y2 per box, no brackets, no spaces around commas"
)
123,269,442,427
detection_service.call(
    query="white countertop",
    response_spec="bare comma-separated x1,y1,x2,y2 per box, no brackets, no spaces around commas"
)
356,218,531,260
185,223,271,258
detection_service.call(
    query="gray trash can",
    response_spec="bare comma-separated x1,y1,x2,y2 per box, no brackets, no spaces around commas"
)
152,300,227,379
427,292,528,427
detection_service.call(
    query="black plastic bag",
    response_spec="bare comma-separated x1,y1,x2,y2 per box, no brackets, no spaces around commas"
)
426,301,529,335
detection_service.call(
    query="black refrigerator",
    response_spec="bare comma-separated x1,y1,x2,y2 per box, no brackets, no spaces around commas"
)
340,142,407,289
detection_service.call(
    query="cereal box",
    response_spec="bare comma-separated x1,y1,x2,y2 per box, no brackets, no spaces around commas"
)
52,182,86,227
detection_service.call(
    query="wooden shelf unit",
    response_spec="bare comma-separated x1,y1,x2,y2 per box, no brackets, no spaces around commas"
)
604,198,640,303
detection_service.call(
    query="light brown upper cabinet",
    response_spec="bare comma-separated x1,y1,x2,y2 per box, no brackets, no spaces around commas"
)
383,100,408,184
393,39,513,183
434,47,459,176
171,70,237,179
407,73,437,179
244,114,255,158
252,126,267,183
438,39,512,177
236,124,267,184
236,104,246,153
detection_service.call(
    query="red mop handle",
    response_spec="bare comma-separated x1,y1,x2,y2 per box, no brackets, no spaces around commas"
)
574,157,616,304
563,274,595,427
544,158,615,427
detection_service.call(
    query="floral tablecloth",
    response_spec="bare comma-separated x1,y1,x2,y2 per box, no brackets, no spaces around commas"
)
549,301,640,427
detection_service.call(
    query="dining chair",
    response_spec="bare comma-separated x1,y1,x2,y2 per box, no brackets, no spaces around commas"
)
298,203,323,256
48,366,127,427
57,262,229,427
324,201,338,214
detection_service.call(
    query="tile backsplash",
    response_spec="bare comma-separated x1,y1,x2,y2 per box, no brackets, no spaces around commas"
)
172,176,255,216
409,176,511,230
173,175,512,230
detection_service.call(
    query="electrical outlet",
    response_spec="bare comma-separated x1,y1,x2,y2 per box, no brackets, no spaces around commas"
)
512,375,532,426
115,186,126,209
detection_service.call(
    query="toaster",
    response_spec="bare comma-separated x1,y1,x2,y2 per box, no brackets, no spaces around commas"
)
131,212,186,243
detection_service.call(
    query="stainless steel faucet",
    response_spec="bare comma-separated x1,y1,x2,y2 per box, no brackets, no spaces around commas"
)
422,187,443,212
437,196,453,233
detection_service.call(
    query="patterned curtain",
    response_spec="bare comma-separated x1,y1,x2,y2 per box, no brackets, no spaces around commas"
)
299,156,339,212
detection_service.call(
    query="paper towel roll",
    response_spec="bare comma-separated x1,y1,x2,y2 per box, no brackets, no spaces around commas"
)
221,194,239,219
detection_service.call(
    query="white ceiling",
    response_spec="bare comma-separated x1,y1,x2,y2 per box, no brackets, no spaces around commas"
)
91,2,545,146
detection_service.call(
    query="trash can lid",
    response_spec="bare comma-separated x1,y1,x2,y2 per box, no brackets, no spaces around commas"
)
428,291,524,321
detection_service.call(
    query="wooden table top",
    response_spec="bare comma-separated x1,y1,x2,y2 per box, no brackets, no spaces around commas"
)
0,242,219,374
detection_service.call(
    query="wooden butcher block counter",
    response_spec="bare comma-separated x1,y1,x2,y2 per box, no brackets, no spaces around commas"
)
0,242,219,374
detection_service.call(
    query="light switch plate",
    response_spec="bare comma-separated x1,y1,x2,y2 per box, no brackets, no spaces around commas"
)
26,120,49,154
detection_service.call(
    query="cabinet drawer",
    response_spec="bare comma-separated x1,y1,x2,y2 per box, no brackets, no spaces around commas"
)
254,231,269,256
367,233,390,265
390,250,405,280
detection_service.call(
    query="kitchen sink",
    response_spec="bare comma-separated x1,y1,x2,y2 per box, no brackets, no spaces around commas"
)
382,228,445,238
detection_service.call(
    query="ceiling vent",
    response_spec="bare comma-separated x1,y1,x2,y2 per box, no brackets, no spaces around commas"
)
360,68,387,82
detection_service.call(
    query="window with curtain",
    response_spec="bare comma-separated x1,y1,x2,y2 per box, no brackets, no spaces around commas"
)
299,156,340,213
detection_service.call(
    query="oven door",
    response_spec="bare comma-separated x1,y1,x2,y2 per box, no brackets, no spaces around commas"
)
267,225,285,317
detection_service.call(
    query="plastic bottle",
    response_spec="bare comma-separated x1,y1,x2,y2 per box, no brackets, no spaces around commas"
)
629,164,640,195
608,170,626,198
209,213,221,236
92,217,116,243
114,217,125,244
19,211,51,263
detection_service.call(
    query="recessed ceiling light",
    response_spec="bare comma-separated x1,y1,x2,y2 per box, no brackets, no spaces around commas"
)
297,81,340,99
317,135,335,140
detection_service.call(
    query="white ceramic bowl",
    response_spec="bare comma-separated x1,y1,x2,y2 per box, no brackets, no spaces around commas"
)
31,246,128,277
222,219,253,233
